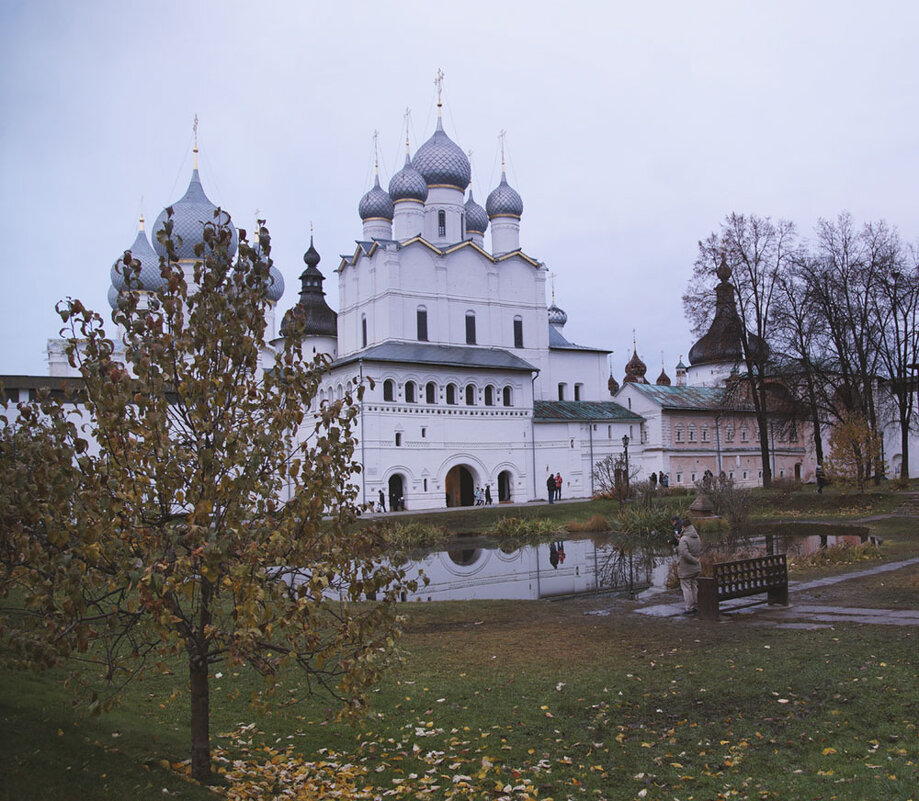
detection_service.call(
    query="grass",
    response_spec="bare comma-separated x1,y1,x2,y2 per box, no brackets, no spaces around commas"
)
3,487,919,800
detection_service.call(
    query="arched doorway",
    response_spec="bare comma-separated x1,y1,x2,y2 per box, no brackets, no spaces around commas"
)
445,465,475,507
498,470,512,503
388,474,405,511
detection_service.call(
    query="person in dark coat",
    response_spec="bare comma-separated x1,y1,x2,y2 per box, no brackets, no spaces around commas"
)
378,489,386,513
485,485,492,505
547,474,556,503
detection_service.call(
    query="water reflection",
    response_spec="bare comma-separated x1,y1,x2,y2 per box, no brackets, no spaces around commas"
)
401,537,673,602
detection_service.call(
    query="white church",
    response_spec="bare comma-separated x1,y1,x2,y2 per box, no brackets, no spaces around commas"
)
11,85,915,506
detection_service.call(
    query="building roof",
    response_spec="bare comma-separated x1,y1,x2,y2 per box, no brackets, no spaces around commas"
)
333,341,537,372
621,382,754,412
548,325,610,354
533,400,642,423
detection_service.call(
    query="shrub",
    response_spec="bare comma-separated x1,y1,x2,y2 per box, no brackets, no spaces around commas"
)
787,541,882,570
566,513,611,533
378,521,446,550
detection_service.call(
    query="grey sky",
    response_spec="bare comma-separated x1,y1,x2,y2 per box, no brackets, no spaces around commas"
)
1,0,916,378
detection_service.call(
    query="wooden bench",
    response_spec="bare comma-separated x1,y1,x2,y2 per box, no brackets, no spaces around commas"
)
697,554,788,620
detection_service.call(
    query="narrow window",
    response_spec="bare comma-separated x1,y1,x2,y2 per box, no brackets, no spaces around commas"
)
558,383,566,401
426,381,436,404
513,316,523,349
421,427,426,438
702,427,709,443
741,429,748,442
361,315,367,348
676,473,682,483
405,381,415,403
383,379,394,402
446,383,456,405
607,425,611,438
438,209,446,237
423,478,428,491
574,383,583,401
503,386,512,407
465,311,476,345
484,386,494,406
676,427,683,443
417,306,428,341
465,384,476,405
689,426,696,443
395,432,402,446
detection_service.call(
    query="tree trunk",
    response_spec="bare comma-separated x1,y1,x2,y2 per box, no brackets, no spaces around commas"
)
188,649,211,782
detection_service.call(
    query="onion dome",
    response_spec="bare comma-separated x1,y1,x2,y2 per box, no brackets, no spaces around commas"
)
608,372,620,396
109,217,163,306
464,189,488,234
151,167,238,260
280,236,338,340
486,170,523,219
388,153,428,203
107,284,120,310
688,255,768,366
548,302,568,326
358,174,394,221
656,367,671,386
623,347,648,384
412,117,471,191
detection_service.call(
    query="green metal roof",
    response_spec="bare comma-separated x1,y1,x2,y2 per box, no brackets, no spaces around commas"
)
533,400,643,423
622,383,753,412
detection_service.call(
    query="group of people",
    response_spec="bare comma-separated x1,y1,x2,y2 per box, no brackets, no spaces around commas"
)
546,472,563,503
474,485,493,506
649,471,670,488
376,489,404,513
672,515,703,615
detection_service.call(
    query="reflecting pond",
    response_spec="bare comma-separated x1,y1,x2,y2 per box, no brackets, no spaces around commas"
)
394,522,869,603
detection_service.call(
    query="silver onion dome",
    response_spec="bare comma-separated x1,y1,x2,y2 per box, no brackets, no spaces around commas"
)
486,171,523,218
358,175,394,221
464,189,488,234
388,154,428,203
110,224,163,306
548,302,567,326
251,228,285,302
412,118,471,191
151,168,238,261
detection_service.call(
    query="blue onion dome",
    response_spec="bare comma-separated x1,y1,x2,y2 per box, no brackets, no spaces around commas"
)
151,167,238,260
547,302,567,326
412,117,471,191
486,170,523,218
388,153,428,203
107,284,121,310
464,189,488,234
358,174,394,221
110,219,163,298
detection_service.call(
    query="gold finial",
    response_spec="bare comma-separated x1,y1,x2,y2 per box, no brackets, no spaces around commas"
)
138,211,145,231
498,130,507,171
193,114,199,169
434,69,445,115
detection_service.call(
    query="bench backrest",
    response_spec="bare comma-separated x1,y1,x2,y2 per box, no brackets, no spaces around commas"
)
712,554,787,600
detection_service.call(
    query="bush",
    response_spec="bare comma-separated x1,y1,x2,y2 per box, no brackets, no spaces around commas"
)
614,505,683,537
787,541,882,570
566,513,611,533
378,521,446,550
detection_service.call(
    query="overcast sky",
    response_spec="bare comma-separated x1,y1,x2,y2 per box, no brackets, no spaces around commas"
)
1,0,917,379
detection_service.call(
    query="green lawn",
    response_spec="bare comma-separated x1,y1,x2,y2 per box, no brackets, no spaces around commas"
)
3,487,918,800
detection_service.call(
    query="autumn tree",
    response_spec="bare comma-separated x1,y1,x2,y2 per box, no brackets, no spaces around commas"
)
0,214,414,782
824,412,884,492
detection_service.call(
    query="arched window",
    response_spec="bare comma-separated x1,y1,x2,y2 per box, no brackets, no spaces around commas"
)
425,381,436,404
361,315,367,348
558,383,566,401
513,316,524,349
465,384,476,405
574,383,583,401
417,306,428,341
405,381,416,403
383,379,394,402
446,383,456,405
503,386,512,407
438,209,446,237
484,385,494,406
465,311,476,345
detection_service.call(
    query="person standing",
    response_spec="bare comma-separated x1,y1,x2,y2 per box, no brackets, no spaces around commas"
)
650,471,658,488
815,463,825,494
378,488,386,513
485,485,492,505
675,517,702,615
546,474,556,503
555,472,563,501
